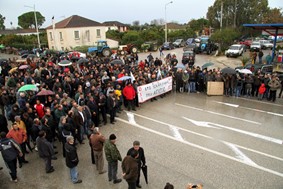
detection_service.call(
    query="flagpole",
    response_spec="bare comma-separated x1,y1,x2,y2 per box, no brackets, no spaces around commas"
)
52,16,57,50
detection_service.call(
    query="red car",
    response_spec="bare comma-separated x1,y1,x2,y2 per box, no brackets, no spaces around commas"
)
239,39,252,48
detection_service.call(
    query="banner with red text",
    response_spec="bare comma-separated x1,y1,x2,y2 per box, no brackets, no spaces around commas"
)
137,76,173,103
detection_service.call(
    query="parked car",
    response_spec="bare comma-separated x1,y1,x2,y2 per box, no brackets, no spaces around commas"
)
182,50,195,67
250,41,261,52
259,40,273,49
161,42,174,50
173,39,186,48
235,63,273,74
225,44,245,57
239,39,252,48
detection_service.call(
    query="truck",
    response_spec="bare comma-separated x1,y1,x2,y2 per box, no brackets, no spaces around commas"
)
87,40,111,57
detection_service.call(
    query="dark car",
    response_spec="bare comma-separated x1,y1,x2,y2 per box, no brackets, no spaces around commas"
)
182,50,195,67
235,63,273,74
161,42,174,50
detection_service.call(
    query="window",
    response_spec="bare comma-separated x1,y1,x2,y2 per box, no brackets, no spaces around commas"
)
85,30,90,42
74,31,80,39
61,47,64,51
51,46,54,49
59,32,63,41
96,29,101,37
49,32,53,41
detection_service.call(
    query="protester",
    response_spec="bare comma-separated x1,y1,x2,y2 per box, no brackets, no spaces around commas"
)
127,141,146,188
0,131,23,182
122,149,139,189
65,135,82,184
89,127,106,174
104,134,122,184
36,130,55,173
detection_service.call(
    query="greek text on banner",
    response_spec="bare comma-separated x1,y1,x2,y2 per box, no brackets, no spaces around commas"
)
137,76,173,103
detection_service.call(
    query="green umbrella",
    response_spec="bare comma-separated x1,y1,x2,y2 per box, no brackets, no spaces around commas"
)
202,62,214,69
18,84,38,92
0,44,5,50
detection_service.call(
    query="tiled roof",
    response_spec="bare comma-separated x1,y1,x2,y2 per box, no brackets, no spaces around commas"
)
46,15,102,29
166,23,187,30
103,21,127,27
0,29,44,35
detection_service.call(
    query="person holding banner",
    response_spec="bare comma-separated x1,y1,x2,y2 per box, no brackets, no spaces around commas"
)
123,82,136,111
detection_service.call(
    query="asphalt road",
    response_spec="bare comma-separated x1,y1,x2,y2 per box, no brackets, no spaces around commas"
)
1,92,283,189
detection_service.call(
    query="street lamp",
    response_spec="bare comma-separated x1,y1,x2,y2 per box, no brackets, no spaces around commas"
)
24,4,41,49
165,1,173,43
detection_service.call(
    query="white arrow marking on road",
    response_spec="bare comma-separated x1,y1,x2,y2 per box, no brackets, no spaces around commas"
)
183,117,283,145
175,103,261,125
214,101,239,108
224,142,257,166
169,126,184,141
116,115,283,178
182,117,221,129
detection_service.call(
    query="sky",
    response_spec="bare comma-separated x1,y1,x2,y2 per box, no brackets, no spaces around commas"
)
0,0,282,29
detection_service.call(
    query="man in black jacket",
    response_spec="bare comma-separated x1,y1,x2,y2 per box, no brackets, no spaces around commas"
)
127,141,146,188
0,132,22,182
36,130,55,173
65,136,82,184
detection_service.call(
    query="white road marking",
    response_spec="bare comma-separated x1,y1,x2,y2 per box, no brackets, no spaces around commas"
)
182,117,221,129
213,101,283,117
169,126,184,141
238,97,283,107
184,117,283,145
224,142,257,166
120,114,283,178
175,103,261,125
126,112,137,125
214,101,239,107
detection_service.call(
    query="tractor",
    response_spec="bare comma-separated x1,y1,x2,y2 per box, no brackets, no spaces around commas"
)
117,44,138,55
88,40,111,57
193,37,218,55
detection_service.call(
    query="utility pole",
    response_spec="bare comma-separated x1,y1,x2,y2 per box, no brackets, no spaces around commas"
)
165,1,173,43
233,0,237,28
25,5,41,49
220,1,223,30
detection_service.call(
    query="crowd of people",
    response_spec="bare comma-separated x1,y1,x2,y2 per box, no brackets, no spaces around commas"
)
0,49,282,188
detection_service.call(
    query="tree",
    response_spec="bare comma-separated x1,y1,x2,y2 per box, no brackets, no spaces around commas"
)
0,14,5,30
188,18,209,34
210,28,241,52
18,11,45,29
206,0,269,30
262,8,283,23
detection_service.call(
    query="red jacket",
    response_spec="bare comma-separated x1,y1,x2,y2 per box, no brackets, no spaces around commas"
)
123,85,136,100
34,103,45,119
7,128,27,144
258,83,266,94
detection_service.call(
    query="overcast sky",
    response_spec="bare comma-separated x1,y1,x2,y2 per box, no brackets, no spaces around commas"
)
0,0,281,29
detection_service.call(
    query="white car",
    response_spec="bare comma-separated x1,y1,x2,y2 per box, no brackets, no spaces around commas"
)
225,44,244,57
250,41,261,52
259,40,273,49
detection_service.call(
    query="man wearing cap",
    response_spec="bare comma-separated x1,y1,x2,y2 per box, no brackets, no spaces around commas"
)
122,149,139,189
104,134,122,184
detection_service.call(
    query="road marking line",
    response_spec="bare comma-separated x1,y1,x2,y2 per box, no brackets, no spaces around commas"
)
213,101,283,117
224,142,257,166
175,103,261,125
183,117,283,145
169,126,184,141
118,115,283,178
126,112,283,162
237,97,283,107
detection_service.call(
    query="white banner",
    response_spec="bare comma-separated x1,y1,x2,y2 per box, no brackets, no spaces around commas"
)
137,76,173,103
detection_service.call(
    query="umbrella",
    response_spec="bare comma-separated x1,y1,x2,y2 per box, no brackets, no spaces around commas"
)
141,165,148,184
110,59,124,65
116,76,131,81
202,62,214,69
174,64,185,69
9,67,18,74
77,58,89,64
238,68,252,74
18,84,38,92
71,56,80,61
221,67,236,74
58,60,72,67
36,89,55,96
19,65,29,70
